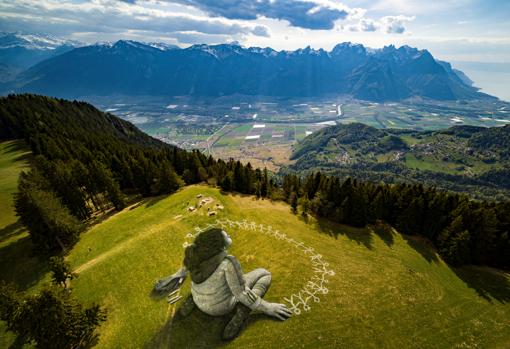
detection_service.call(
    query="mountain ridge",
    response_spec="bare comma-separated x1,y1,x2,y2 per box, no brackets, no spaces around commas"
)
0,32,83,82
3,38,493,102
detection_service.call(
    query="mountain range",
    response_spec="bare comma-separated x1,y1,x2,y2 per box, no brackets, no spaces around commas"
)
1,34,493,102
0,32,82,82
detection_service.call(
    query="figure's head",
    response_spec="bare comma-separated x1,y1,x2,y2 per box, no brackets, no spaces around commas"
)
183,228,231,272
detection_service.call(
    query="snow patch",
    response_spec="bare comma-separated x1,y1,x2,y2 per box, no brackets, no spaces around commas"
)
316,121,336,126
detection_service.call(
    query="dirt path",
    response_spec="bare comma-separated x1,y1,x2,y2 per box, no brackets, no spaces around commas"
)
74,220,181,274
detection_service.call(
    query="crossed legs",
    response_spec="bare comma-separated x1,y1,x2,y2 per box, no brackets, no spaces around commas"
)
222,268,271,341
243,268,272,299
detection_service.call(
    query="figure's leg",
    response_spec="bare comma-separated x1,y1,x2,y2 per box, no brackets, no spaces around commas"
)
243,268,272,299
222,268,272,341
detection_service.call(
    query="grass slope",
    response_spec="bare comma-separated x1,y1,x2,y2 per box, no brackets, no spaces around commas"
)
0,140,30,229
0,142,509,348
66,186,509,348
0,140,51,348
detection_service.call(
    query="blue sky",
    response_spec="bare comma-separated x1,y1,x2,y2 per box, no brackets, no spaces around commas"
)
1,0,509,64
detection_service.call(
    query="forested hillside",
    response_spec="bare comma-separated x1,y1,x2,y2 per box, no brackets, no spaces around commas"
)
0,94,508,269
0,94,275,253
287,123,510,200
280,173,509,268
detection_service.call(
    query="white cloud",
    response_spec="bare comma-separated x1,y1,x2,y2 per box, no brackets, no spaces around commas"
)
168,0,366,30
346,15,415,34
0,0,270,43
380,15,415,34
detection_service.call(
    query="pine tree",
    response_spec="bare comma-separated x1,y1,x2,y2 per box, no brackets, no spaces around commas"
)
49,256,77,289
0,283,106,349
220,173,234,192
157,161,184,195
261,168,269,197
15,171,83,253
290,192,298,214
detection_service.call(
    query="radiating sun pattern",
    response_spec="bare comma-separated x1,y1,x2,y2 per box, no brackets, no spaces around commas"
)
183,218,335,315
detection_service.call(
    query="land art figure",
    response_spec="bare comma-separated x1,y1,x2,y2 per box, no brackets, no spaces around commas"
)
155,228,292,340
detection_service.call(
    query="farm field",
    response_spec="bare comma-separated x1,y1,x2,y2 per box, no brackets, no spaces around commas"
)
85,95,510,171
1,143,509,349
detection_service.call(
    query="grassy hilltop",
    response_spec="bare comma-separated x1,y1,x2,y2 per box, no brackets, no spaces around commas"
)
1,141,509,348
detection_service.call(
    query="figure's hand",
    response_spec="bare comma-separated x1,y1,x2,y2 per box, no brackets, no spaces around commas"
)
261,302,292,321
154,267,187,293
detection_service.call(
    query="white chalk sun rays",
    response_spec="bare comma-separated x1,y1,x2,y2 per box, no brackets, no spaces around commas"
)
183,218,335,315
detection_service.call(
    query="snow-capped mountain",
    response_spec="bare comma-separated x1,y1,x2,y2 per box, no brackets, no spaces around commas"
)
0,32,83,82
4,38,491,102
0,32,82,50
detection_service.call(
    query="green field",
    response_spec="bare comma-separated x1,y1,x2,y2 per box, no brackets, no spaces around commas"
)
1,142,509,348
0,140,30,229
0,140,39,294
0,140,52,348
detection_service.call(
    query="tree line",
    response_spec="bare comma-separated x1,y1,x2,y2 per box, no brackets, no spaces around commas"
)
0,94,274,254
281,172,509,268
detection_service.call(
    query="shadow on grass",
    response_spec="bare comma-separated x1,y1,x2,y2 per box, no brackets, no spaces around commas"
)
0,235,49,290
370,222,395,248
0,220,24,244
144,195,167,209
11,152,31,164
2,140,27,154
146,296,274,349
401,234,440,264
315,218,373,250
1,140,31,162
4,333,27,349
453,266,510,304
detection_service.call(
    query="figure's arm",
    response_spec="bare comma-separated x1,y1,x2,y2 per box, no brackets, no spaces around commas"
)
224,260,292,320
224,260,262,311
154,266,187,293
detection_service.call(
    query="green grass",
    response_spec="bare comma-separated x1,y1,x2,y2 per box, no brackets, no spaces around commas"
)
64,187,510,348
1,142,509,348
0,140,30,229
400,135,420,146
0,141,39,288
404,153,459,174
0,140,51,349
233,124,254,133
